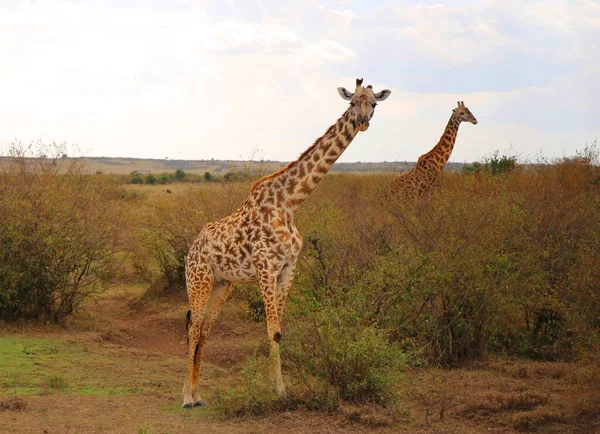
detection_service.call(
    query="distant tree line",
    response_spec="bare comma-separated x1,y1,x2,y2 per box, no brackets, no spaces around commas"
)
127,168,256,185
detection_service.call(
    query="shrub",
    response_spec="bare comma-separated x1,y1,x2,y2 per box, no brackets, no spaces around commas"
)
158,173,172,185
0,141,131,322
175,168,186,181
130,170,143,184
212,356,339,418
284,307,406,406
292,154,599,365
144,173,157,184
462,152,517,176
212,357,287,418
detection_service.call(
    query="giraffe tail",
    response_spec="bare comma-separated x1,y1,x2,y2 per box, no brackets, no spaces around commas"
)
185,309,191,346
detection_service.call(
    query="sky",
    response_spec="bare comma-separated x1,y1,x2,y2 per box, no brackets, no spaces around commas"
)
0,0,599,163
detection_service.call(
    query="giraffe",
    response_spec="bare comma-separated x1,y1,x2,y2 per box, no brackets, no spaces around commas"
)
389,101,477,198
181,78,391,408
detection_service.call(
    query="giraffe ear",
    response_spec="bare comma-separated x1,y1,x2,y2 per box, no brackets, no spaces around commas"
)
337,87,354,100
374,89,391,101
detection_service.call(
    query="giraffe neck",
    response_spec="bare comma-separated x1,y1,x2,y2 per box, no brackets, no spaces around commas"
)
425,113,461,169
274,108,359,209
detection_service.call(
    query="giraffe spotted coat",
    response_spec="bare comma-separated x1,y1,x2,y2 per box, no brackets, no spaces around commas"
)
181,79,391,408
389,101,478,198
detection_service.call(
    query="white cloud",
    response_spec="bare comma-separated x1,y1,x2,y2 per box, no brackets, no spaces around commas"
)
0,0,597,163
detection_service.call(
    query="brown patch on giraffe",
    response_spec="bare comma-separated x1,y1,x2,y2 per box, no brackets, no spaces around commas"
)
286,178,298,196
298,180,311,195
287,198,303,207
316,164,328,174
298,164,306,179
342,126,352,142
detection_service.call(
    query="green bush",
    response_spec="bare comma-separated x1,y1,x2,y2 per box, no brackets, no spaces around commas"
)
175,169,186,181
212,357,289,418
462,151,517,176
284,307,406,406
129,170,143,184
212,356,339,418
0,141,131,322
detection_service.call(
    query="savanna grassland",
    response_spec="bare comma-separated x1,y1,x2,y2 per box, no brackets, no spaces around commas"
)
1,143,600,433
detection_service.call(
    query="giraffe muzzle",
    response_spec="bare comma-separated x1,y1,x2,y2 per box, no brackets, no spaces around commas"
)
358,121,370,132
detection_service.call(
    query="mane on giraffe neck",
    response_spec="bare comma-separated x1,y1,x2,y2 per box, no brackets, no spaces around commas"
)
252,106,358,209
420,110,461,167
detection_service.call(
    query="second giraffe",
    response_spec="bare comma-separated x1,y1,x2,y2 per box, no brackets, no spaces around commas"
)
389,101,478,198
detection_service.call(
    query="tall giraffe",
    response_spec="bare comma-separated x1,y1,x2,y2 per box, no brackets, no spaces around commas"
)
389,101,477,198
182,78,391,408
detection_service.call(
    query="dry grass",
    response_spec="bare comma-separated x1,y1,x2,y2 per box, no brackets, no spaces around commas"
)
1,287,599,433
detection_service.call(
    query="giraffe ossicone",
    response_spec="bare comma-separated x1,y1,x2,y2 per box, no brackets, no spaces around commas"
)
181,78,391,408
389,101,478,198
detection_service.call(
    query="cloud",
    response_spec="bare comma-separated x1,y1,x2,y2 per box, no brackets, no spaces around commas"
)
0,0,597,163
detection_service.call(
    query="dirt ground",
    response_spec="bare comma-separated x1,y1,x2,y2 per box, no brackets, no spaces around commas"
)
1,287,599,434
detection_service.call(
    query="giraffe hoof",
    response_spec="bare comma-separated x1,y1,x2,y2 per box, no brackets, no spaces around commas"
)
182,402,194,409
193,401,205,407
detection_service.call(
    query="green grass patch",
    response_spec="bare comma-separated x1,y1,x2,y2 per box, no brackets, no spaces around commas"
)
0,336,182,397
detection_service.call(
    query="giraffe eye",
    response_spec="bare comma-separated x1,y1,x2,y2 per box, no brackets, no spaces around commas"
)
350,101,356,107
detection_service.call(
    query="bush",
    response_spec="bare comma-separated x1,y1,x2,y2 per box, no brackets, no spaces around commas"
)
175,169,186,181
212,356,339,418
284,307,406,406
462,151,517,175
0,141,131,322
129,171,143,184
292,152,599,365
212,357,289,418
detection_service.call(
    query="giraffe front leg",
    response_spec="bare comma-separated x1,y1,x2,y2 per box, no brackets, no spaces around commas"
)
257,267,286,397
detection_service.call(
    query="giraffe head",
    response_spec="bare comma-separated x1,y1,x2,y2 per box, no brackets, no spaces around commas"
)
337,78,391,131
453,101,478,125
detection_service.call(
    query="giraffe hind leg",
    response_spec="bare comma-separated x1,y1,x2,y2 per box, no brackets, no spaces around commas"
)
182,278,233,408
182,262,213,408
